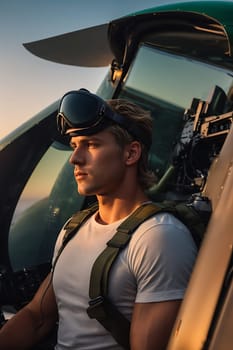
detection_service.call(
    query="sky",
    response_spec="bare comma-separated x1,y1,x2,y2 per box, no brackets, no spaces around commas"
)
1,0,232,139
0,0,158,139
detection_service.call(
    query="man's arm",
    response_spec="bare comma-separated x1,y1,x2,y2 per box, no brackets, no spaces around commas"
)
0,272,58,350
130,300,181,350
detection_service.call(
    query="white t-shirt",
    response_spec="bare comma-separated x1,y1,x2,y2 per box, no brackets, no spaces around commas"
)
53,210,197,350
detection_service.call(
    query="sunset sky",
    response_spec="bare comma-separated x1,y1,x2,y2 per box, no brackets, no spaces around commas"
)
1,0,231,139
0,0,153,139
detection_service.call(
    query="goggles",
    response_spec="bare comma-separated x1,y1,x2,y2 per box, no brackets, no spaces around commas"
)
57,89,151,149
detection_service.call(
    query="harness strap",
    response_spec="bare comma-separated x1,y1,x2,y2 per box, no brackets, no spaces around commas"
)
87,203,164,350
52,203,98,270
62,203,98,246
89,203,162,298
57,201,208,350
87,202,208,349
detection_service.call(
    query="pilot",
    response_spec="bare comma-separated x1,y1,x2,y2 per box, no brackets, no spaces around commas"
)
0,89,197,350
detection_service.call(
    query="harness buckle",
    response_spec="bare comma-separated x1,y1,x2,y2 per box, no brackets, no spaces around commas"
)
87,296,107,320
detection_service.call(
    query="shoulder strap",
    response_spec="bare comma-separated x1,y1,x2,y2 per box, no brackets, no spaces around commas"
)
87,201,208,349
87,203,165,350
62,202,98,246
89,203,162,299
55,201,208,349
52,203,98,269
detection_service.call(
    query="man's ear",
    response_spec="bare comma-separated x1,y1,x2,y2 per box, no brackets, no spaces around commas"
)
125,141,142,165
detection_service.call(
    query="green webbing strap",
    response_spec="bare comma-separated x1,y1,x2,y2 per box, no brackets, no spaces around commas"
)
87,203,163,350
87,202,208,349
52,203,98,270
174,203,207,247
62,203,98,246
89,203,162,298
58,201,207,350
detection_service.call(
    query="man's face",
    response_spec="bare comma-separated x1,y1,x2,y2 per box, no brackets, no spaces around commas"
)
69,129,128,197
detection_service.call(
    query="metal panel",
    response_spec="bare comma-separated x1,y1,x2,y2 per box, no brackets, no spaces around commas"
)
167,125,233,350
208,279,233,350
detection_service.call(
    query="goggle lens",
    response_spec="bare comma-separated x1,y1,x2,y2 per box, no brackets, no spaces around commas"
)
58,89,104,133
57,89,151,149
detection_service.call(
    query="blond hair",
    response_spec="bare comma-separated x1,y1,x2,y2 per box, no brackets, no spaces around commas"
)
107,99,157,190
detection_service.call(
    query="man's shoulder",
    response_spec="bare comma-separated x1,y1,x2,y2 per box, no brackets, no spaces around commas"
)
137,211,190,231
128,211,194,253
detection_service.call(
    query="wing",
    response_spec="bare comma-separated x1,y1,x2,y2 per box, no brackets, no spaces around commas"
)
23,23,113,67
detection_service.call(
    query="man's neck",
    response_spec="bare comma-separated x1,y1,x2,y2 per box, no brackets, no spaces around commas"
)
96,191,150,225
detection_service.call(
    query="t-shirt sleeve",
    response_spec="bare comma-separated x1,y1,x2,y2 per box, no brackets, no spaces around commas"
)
128,213,197,303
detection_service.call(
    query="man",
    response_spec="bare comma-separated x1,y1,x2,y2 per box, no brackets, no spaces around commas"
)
0,89,197,349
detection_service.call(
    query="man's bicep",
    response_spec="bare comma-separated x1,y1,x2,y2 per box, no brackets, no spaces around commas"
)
130,300,181,350
27,272,58,325
0,273,58,348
